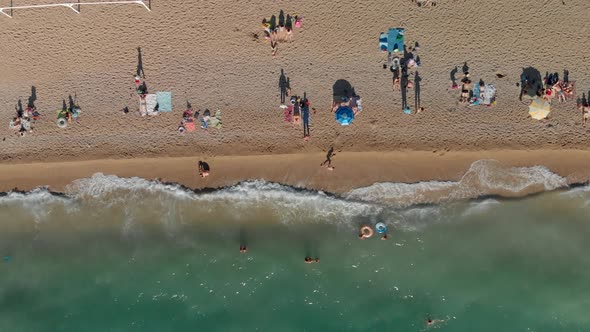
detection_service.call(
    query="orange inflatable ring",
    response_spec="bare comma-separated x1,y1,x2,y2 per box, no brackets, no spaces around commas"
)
360,225,374,238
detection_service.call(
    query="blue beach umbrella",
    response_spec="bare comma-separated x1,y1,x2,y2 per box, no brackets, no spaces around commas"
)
335,106,355,126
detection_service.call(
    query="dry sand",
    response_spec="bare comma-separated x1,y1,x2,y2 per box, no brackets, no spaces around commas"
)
0,0,589,188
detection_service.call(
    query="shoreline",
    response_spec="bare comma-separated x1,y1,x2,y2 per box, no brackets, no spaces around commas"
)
1,149,589,194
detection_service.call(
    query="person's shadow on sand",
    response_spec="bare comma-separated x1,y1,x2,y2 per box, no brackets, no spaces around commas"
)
27,86,37,109
414,71,422,110
279,69,289,104
137,47,145,79
450,66,458,86
462,62,469,75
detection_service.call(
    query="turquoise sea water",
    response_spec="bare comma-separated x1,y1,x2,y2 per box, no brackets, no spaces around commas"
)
1,162,590,331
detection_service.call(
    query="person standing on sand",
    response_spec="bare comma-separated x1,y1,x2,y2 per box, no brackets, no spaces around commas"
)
302,96,311,140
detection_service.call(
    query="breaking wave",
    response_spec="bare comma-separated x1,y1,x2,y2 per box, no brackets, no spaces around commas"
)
0,160,585,230
345,160,568,207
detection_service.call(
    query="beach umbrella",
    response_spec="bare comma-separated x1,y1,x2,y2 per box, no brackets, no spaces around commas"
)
335,106,354,126
528,98,550,120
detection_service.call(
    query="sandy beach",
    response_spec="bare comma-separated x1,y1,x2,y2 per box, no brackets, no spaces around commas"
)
1,0,589,188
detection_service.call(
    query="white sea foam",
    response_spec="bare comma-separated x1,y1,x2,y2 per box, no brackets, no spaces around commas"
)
0,188,73,223
0,160,573,228
558,184,590,207
345,160,567,207
462,199,501,217
66,174,382,225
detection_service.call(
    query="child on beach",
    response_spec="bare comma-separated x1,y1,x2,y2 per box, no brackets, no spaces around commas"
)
198,161,210,178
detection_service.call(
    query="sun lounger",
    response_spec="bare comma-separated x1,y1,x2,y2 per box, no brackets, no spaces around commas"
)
156,92,172,112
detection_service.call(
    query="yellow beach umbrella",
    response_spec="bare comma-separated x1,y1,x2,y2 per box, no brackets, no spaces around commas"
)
528,98,550,120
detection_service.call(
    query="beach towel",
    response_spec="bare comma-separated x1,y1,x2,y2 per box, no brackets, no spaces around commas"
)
156,92,172,112
145,94,158,116
211,110,222,128
387,28,404,53
293,103,301,125
284,105,293,123
379,32,388,52
139,97,147,116
483,84,496,105
208,117,221,128
185,122,196,132
472,84,480,101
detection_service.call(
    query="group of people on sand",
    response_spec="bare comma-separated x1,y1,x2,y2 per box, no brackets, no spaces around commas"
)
540,70,575,103
388,42,423,114
331,95,364,115
9,100,39,137
262,10,303,56
519,69,575,103
56,99,82,128
283,94,313,140
453,67,497,107
178,107,222,134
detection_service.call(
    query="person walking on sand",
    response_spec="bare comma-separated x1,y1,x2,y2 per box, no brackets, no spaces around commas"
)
320,147,335,166
320,147,335,171
302,98,311,140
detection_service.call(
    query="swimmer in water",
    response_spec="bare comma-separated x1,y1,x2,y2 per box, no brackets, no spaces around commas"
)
381,234,388,240
426,318,445,327
358,234,366,240
239,245,247,253
305,256,313,263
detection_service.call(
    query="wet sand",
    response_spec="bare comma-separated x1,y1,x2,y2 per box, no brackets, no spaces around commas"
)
0,149,589,194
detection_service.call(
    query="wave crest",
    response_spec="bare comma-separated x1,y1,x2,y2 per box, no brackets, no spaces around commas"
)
345,160,567,207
